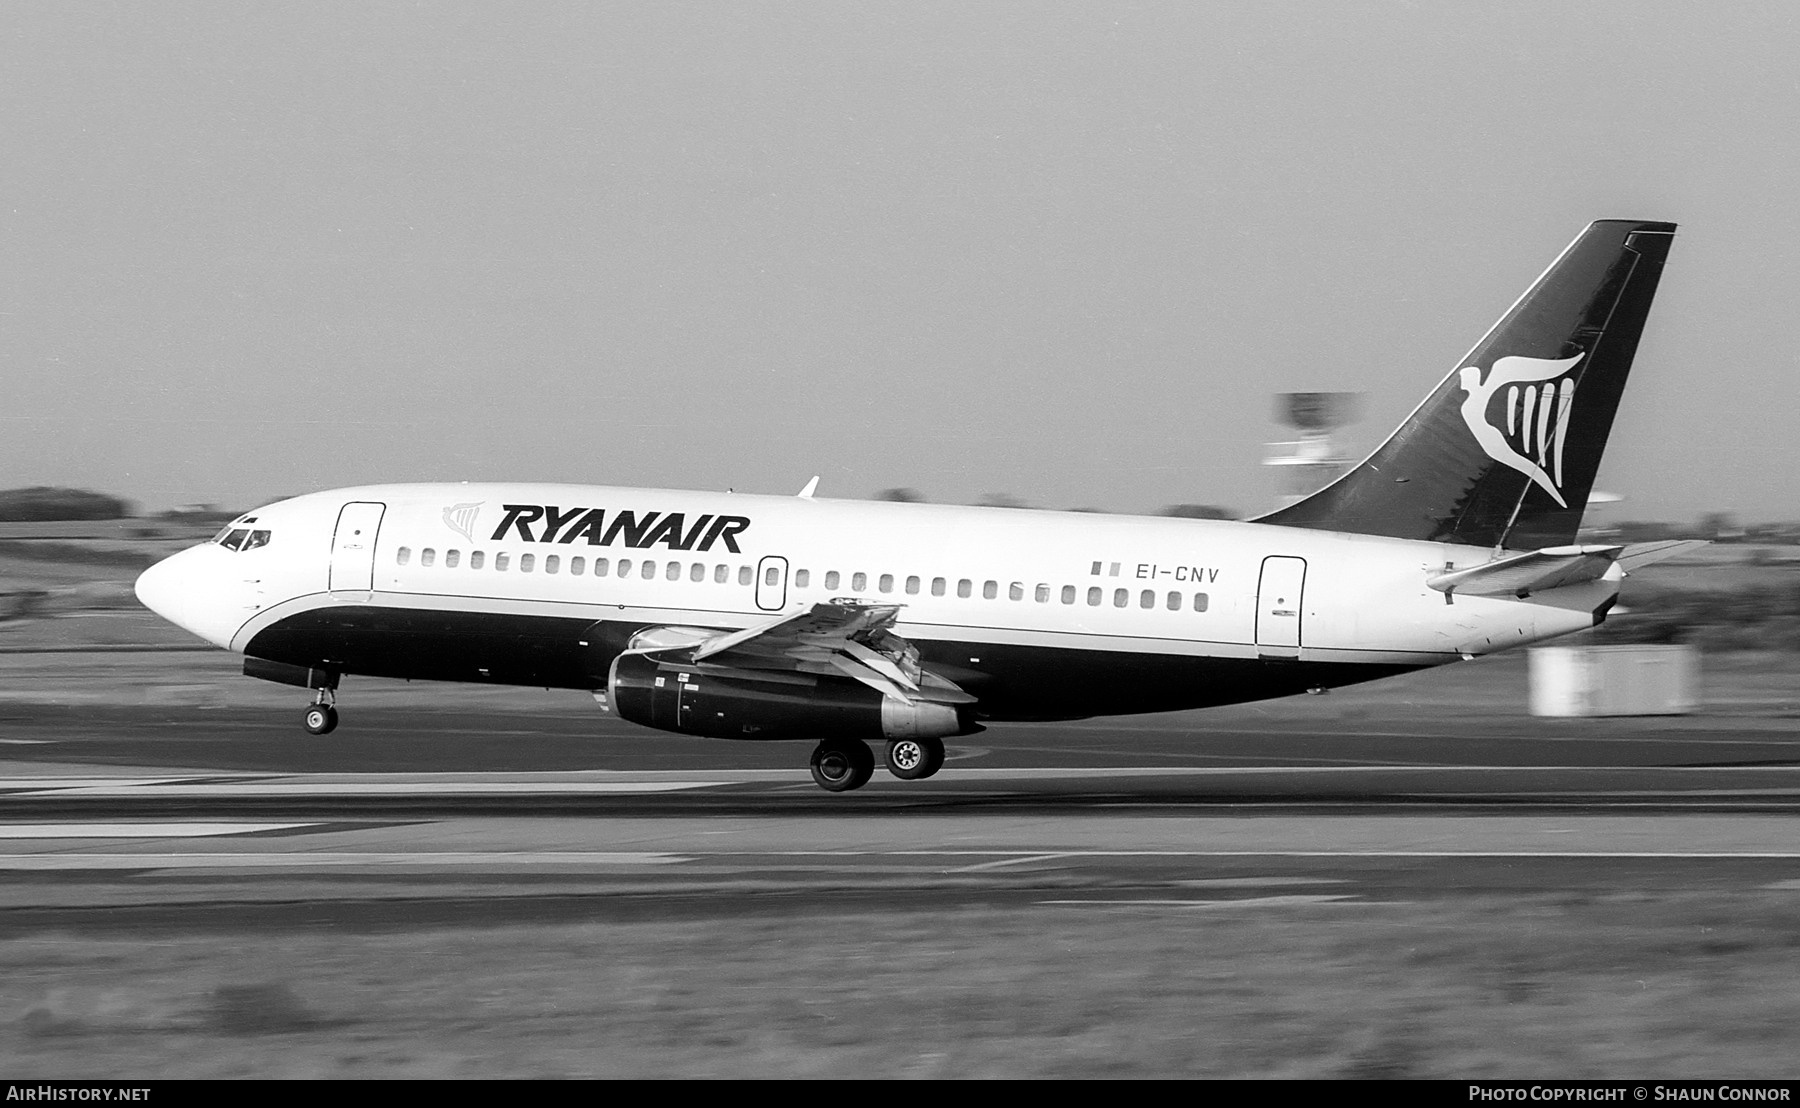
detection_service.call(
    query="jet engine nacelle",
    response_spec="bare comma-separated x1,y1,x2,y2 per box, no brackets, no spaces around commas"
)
607,651,971,742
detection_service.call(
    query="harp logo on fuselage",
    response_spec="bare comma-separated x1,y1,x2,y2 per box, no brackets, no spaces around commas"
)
489,504,751,553
442,502,483,543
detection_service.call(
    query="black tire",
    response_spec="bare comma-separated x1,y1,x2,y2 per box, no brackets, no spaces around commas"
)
810,738,875,792
303,705,339,735
886,736,945,780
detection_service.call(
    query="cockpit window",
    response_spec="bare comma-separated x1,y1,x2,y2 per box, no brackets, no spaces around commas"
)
216,528,272,552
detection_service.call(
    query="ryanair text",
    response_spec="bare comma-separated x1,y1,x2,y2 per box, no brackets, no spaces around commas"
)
490,505,751,553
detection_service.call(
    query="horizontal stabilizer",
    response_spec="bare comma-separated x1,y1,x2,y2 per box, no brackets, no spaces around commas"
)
1616,539,1709,573
1427,545,1623,598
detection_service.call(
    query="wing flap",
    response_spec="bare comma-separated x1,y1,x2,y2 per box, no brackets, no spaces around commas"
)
656,599,976,706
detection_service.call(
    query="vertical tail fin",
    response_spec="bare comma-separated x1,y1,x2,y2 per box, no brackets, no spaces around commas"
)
1256,220,1676,550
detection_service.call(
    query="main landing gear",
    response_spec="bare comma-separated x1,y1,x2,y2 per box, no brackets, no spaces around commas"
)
807,736,946,792
302,689,339,735
885,736,946,781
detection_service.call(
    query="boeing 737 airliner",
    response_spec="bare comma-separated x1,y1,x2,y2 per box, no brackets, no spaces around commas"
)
136,220,1687,791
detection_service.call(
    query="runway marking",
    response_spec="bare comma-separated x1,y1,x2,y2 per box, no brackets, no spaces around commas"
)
1175,877,1347,888
6,764,1800,795
4,780,730,796
0,823,316,839
0,777,216,790
8,848,1800,873
0,851,691,870
1045,724,1800,746
951,853,1072,872
755,849,1800,860
0,739,52,745
1040,895,1361,908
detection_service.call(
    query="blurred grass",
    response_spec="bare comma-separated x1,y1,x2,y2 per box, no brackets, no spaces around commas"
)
5,894,1800,1078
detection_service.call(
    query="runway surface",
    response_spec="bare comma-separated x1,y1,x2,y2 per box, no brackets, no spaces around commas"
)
5,686,1800,930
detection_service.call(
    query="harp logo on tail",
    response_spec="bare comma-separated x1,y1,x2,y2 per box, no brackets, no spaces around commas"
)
1457,353,1585,507
442,502,483,543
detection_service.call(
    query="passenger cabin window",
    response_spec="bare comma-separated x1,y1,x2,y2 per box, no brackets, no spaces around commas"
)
957,579,972,598
825,571,840,589
879,574,894,594
1113,588,1128,607
595,558,609,576
496,553,510,571
471,551,485,570
1087,587,1101,606
569,556,583,574
520,554,535,573
852,572,867,591
982,581,997,600
906,576,920,595
795,569,810,588
738,566,753,585
932,578,947,597
1007,582,1023,601
1193,593,1209,612
1035,584,1050,603
396,547,411,566
545,555,560,574
1140,590,1155,609
617,559,633,578
641,560,657,580
421,549,436,567
445,550,460,568
665,562,680,581
1062,585,1076,604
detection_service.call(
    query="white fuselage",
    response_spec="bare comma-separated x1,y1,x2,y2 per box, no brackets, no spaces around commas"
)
136,482,1614,720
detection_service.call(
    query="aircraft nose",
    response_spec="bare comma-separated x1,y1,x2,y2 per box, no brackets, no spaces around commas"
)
134,553,188,628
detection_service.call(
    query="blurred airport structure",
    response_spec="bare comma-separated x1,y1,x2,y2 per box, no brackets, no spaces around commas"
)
1529,644,1699,716
1263,391,1364,507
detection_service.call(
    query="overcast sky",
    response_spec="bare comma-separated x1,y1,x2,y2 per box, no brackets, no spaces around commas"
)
3,1,1795,521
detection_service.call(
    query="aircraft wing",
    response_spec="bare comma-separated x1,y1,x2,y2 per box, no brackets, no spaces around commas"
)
1425,540,1708,598
645,599,976,705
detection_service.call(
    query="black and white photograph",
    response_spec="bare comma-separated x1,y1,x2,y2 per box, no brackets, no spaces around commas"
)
3,0,1800,1082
